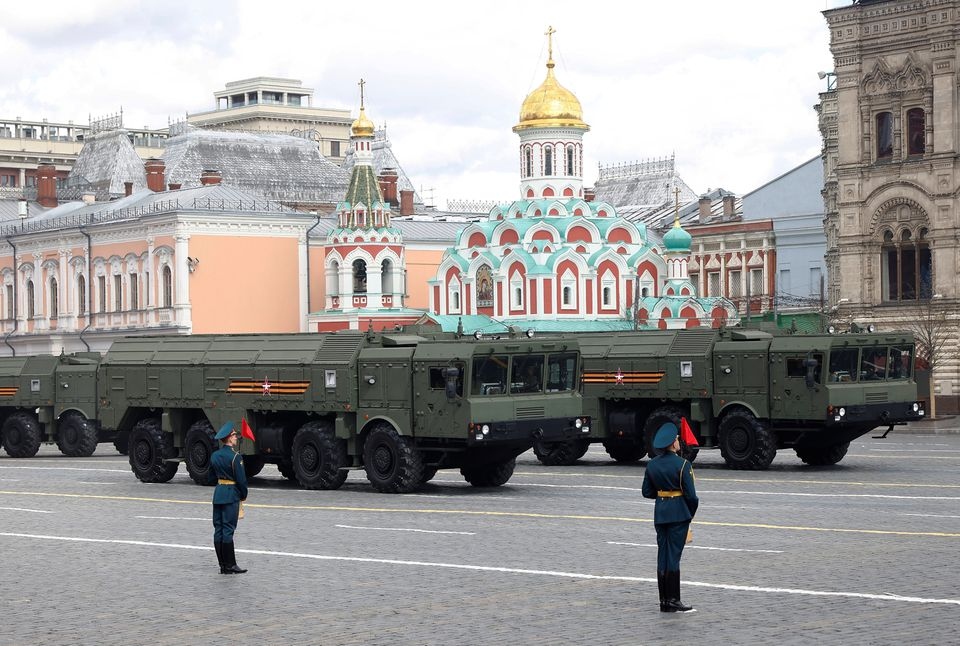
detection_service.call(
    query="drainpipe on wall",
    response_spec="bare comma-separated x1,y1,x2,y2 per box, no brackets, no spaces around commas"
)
77,227,92,352
2,237,18,357
305,214,323,316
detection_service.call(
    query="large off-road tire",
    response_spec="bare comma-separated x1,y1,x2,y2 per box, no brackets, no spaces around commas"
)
128,418,179,483
55,412,99,457
602,438,646,463
795,442,850,466
1,411,43,458
533,439,589,466
643,405,685,458
461,457,516,487
420,466,439,483
184,421,218,486
243,455,265,478
292,421,348,490
362,422,423,493
719,410,777,470
113,430,129,455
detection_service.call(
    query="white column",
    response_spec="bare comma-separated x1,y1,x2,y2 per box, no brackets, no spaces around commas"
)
174,233,192,330
339,265,351,310
58,250,71,330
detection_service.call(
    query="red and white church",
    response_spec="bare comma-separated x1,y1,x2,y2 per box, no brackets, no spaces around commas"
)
427,37,737,331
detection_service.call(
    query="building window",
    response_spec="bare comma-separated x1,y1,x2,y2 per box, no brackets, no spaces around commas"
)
562,285,572,306
98,276,106,312
510,274,524,309
129,273,138,310
0,174,16,187
602,285,612,307
448,277,461,314
6,285,13,319
381,260,394,295
77,275,86,316
114,275,123,311
543,145,553,176
49,277,58,319
907,108,925,156
707,272,720,297
729,270,742,297
330,141,340,157
881,229,932,301
162,266,172,307
26,280,35,318
524,147,533,178
750,268,764,296
566,145,575,176
808,268,821,297
688,272,698,296
352,259,367,294
876,111,893,159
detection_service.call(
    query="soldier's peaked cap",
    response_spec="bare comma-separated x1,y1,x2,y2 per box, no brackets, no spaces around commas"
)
653,423,679,449
215,421,236,440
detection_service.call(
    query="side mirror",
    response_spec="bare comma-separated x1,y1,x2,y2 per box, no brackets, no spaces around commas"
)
444,367,461,401
803,357,818,388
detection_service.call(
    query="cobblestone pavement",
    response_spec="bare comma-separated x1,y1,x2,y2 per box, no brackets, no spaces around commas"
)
2,433,958,646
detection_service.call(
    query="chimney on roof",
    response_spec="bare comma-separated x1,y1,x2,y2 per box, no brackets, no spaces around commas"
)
698,195,712,224
36,164,58,208
722,194,736,219
168,183,182,191
378,168,399,206
145,158,165,192
82,192,96,205
124,181,133,197
399,189,414,216
200,169,222,186
583,187,596,203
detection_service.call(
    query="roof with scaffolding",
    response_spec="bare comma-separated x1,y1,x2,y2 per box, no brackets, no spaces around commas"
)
342,128,423,206
64,128,148,199
592,155,697,215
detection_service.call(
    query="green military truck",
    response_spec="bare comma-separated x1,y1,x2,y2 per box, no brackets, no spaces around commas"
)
95,330,586,493
532,327,924,470
0,352,118,458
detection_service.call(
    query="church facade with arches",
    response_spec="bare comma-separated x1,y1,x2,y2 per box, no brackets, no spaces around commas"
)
427,33,736,331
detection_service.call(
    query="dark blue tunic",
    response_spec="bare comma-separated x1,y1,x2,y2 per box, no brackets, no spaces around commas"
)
211,446,248,543
641,451,698,572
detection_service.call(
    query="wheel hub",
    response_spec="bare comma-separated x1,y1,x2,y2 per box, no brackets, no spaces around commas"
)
299,444,319,472
189,442,209,468
728,428,749,454
373,444,393,474
133,441,151,467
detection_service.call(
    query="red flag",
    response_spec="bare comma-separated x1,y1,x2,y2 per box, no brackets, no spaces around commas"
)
241,418,256,442
680,417,699,447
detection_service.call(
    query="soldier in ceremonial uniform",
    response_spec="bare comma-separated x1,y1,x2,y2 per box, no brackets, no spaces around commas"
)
641,422,699,613
212,422,248,574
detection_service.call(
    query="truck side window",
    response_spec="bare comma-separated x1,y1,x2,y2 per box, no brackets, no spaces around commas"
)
472,355,508,395
786,354,823,383
430,365,463,396
546,352,578,391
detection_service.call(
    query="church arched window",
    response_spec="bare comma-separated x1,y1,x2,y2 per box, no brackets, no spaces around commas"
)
77,274,86,317
544,145,553,176
381,259,394,294
907,108,925,156
49,277,58,319
26,280,35,318
162,266,172,308
876,112,893,159
881,227,932,301
566,145,575,176
352,259,367,294
524,147,533,178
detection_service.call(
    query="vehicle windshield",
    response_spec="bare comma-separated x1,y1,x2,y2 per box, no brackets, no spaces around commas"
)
828,345,914,382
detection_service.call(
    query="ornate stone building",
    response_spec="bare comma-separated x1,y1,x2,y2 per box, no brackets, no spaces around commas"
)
821,0,960,411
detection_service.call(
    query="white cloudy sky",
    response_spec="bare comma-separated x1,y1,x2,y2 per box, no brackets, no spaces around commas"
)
0,0,849,208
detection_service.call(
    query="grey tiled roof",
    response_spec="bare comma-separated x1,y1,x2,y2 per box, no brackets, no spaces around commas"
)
66,129,148,197
342,129,422,205
593,156,697,212
0,199,50,223
624,188,742,235
162,127,349,206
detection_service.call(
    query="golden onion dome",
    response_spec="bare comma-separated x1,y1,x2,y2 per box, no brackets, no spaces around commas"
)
351,106,375,138
514,58,589,133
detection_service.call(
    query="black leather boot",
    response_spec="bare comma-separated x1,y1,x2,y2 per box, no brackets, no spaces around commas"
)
214,541,225,573
658,572,674,612
221,542,247,574
667,571,695,613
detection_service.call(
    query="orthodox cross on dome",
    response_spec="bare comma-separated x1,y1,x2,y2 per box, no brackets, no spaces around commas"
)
545,25,556,63
358,78,366,109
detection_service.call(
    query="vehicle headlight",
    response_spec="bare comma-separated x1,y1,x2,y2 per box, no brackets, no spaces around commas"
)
912,402,919,412
838,407,846,417
481,424,490,435
575,418,583,429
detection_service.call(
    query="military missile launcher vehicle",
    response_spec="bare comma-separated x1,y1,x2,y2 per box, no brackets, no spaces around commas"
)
0,352,116,458
92,330,586,493
532,327,924,470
